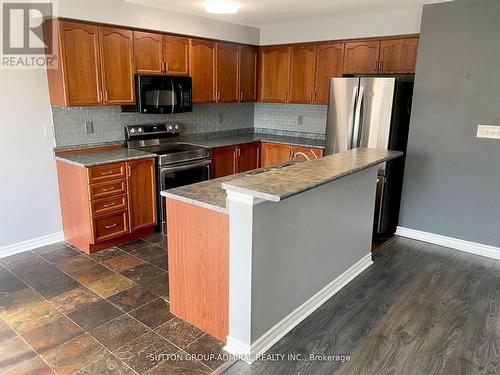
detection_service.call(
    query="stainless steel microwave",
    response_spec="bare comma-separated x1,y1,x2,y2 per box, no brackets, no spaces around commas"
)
122,75,192,114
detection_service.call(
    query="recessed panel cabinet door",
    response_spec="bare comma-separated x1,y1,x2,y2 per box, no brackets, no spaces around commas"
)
289,44,316,104
314,43,344,104
163,35,190,76
379,38,419,73
258,46,291,103
59,22,102,106
237,143,260,173
190,39,216,103
212,146,237,178
343,40,380,74
239,45,257,102
126,159,156,232
99,27,135,105
134,31,163,74
260,143,292,167
216,43,240,103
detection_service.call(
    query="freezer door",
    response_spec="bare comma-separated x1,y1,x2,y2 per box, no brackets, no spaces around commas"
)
324,78,360,155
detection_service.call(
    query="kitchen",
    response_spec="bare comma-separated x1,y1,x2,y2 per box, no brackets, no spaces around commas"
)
2,0,500,374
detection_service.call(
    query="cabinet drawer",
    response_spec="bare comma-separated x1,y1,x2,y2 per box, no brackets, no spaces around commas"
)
89,179,127,200
92,210,129,243
88,163,126,184
91,194,127,217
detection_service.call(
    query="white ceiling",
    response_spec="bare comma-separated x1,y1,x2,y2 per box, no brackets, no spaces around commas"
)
124,0,451,28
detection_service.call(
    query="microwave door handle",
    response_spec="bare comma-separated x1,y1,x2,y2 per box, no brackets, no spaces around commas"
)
178,84,184,109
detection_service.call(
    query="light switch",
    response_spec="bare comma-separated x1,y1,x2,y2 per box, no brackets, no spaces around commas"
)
297,115,304,126
477,124,500,139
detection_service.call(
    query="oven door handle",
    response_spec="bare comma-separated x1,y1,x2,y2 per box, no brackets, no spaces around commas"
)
159,159,212,174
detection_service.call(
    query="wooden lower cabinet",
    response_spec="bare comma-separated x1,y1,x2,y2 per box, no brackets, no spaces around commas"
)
261,142,324,167
211,142,260,178
56,157,157,253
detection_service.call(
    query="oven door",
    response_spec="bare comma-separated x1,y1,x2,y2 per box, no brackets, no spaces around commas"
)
159,159,211,232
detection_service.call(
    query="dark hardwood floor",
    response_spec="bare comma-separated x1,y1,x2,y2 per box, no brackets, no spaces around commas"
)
223,236,500,375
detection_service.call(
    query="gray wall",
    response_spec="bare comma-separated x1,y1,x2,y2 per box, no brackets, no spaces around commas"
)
52,103,255,147
399,0,500,247
250,167,376,341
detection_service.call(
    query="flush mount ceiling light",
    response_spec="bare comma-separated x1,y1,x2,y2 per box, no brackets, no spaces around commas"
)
203,0,240,14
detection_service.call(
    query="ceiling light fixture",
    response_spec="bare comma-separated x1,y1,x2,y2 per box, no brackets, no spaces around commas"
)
203,0,240,14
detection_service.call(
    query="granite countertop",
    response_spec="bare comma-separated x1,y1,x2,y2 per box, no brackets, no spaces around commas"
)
185,133,325,149
161,148,403,213
55,148,157,167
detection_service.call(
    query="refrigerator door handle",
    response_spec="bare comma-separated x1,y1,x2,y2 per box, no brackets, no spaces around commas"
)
347,86,358,150
352,86,364,148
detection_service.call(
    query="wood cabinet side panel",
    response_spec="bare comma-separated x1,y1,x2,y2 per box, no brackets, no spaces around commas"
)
166,199,229,342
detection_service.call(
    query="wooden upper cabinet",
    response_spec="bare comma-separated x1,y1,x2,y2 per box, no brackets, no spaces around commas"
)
239,45,257,102
237,143,260,173
216,43,240,103
212,146,237,178
57,21,102,106
379,37,419,73
134,31,163,74
343,40,380,74
289,44,316,104
163,35,189,76
314,43,344,104
99,27,135,105
258,46,291,103
126,159,156,232
190,39,216,103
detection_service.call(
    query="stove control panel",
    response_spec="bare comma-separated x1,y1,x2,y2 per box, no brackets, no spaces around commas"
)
125,123,182,139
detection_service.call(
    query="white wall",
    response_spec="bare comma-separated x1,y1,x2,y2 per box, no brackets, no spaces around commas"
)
54,0,260,44
259,8,422,45
0,69,62,249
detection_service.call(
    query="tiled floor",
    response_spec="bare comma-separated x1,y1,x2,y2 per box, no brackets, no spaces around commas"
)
0,233,230,374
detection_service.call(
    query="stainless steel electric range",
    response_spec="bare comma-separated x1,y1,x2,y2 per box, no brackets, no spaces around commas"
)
125,123,211,233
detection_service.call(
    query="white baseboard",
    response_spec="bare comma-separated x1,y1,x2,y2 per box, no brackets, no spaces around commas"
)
224,253,373,363
396,226,500,260
0,232,65,258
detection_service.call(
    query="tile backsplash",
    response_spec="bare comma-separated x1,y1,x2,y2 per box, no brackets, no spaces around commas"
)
254,103,327,134
52,102,328,147
52,103,255,147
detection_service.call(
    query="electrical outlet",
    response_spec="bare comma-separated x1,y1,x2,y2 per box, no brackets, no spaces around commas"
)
85,121,94,134
218,113,223,124
477,124,500,139
297,115,304,126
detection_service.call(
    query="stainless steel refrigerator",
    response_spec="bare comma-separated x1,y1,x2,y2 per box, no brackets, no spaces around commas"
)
325,76,414,237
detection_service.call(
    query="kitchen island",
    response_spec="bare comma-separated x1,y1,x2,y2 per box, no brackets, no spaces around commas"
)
161,148,402,362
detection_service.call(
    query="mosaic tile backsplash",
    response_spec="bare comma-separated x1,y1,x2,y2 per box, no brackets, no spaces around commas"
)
52,102,328,147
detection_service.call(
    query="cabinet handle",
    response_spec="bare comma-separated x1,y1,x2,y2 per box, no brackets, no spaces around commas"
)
310,93,313,102
237,147,241,157
373,61,377,71
101,187,114,192
127,165,131,177
103,202,116,208
98,90,102,103
104,90,109,101
240,91,243,102
285,92,288,102
104,223,117,229
100,171,113,176
378,61,383,71
165,62,169,72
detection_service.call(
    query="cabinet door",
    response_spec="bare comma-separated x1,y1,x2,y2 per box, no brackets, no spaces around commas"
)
379,37,419,74
289,44,316,104
239,45,257,102
237,143,260,173
59,22,102,106
258,46,291,103
260,143,292,167
343,40,380,75
126,159,157,232
134,31,163,74
163,35,190,76
212,146,237,178
190,39,216,103
99,27,135,105
314,43,344,104
292,146,324,161
216,43,240,103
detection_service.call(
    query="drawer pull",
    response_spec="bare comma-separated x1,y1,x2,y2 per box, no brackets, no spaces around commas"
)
100,171,114,176
103,203,116,208
105,223,117,229
101,187,115,192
